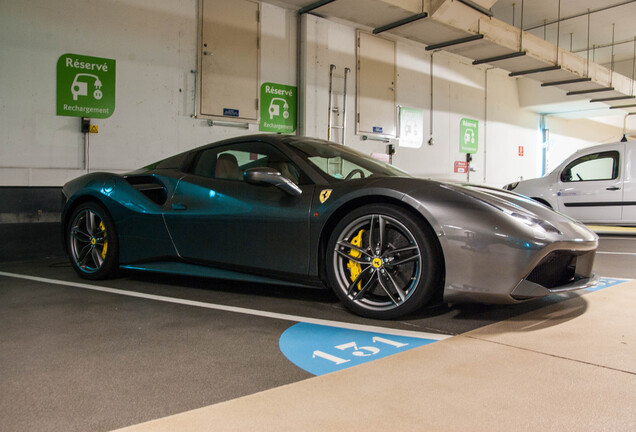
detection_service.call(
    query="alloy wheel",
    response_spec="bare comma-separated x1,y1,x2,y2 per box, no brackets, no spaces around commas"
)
69,208,109,274
332,213,423,312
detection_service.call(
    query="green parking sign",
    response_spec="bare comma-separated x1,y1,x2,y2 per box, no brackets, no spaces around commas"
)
57,53,116,119
260,82,296,133
460,118,478,154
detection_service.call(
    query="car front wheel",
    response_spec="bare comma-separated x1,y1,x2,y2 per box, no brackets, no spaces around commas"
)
66,202,119,280
326,204,441,319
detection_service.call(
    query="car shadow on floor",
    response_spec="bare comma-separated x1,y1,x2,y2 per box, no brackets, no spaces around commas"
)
391,292,588,336
123,269,340,304
122,270,589,334
29,261,589,335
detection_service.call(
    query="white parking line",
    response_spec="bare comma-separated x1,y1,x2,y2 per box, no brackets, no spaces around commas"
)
0,271,450,341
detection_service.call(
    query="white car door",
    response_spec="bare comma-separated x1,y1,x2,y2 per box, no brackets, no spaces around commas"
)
556,145,623,223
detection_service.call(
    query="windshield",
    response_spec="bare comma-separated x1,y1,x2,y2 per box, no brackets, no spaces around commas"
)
286,138,410,180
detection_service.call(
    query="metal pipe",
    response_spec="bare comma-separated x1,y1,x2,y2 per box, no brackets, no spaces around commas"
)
373,12,428,35
542,77,591,87
540,114,548,176
509,65,560,77
512,3,515,27
611,23,616,84
361,135,390,143
519,0,524,51
608,103,636,109
207,120,249,128
595,96,635,103
426,35,483,51
524,0,636,31
473,51,526,66
632,36,636,96
586,9,590,77
190,70,198,118
623,112,636,137
567,87,614,96
575,37,636,54
483,68,494,184
84,131,90,173
296,12,302,135
298,0,337,15
327,64,335,141
556,0,561,65
192,0,200,119
543,19,546,40
456,0,493,17
342,67,350,145
429,51,435,144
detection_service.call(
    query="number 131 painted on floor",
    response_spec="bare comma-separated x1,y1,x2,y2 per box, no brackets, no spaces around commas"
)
313,336,408,365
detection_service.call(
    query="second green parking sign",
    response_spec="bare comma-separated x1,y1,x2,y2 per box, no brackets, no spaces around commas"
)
260,82,297,133
460,118,478,154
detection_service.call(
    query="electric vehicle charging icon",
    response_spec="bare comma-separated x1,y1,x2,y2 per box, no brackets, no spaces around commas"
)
464,128,475,145
405,120,418,137
71,73,103,101
268,98,289,120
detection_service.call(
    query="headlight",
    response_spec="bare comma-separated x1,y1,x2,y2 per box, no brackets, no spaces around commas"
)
509,211,561,236
503,182,519,191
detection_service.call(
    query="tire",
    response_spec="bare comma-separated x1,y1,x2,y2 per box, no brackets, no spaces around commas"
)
66,202,119,280
326,204,441,319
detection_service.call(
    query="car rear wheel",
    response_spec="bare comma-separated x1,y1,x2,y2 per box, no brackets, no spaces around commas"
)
67,202,119,280
326,204,441,319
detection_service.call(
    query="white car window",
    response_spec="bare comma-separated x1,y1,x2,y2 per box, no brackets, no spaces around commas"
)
561,151,618,182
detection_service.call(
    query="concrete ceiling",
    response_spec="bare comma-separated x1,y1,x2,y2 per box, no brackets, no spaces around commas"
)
267,0,636,117
491,0,636,69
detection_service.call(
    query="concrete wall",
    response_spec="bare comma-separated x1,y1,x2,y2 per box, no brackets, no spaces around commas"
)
0,0,297,187
544,115,627,173
603,58,635,83
0,0,628,190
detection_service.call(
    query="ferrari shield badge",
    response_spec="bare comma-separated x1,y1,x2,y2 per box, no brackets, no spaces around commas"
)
319,189,333,203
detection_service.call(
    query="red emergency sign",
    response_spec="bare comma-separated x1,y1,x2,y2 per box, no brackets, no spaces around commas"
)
454,161,468,173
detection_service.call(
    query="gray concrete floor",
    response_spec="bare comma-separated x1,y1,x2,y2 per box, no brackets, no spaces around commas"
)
114,281,636,432
0,234,634,431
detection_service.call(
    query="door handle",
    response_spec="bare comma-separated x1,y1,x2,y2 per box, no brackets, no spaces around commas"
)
172,203,187,210
606,186,621,191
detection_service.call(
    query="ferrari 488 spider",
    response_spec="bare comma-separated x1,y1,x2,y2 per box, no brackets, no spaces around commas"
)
62,134,599,319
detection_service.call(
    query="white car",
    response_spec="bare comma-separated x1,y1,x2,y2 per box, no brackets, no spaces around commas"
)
504,141,636,225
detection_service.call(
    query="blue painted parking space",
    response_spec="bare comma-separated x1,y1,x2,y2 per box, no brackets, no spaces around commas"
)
279,322,440,376
585,277,631,292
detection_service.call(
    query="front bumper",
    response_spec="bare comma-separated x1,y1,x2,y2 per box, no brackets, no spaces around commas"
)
511,272,600,299
443,243,598,304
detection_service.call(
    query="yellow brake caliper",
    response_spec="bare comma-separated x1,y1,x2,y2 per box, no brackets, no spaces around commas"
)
99,221,108,260
346,229,365,290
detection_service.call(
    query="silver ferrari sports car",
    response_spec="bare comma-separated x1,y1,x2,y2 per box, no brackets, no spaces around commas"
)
62,134,599,319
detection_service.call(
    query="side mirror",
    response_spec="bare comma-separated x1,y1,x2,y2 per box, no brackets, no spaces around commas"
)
244,167,302,196
561,168,571,182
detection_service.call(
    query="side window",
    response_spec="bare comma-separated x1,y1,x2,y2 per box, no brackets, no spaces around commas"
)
307,155,372,179
191,142,310,185
560,151,619,183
